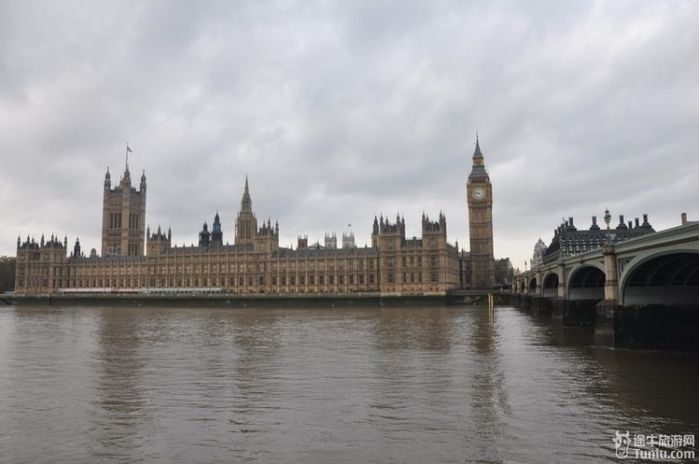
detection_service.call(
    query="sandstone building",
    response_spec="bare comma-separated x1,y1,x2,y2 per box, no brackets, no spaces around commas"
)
15,141,496,296
467,136,496,288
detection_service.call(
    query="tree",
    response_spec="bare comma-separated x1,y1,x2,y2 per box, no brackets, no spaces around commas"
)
495,258,514,287
0,256,16,292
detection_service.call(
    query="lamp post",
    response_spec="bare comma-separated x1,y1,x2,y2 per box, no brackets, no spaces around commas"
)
604,208,615,244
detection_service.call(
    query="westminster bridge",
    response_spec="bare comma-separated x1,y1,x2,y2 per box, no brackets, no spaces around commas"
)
509,220,699,350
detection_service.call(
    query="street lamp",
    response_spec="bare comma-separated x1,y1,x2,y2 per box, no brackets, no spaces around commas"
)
604,208,615,244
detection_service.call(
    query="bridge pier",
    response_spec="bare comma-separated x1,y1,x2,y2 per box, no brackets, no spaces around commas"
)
595,301,699,351
531,296,553,317
551,298,597,327
594,300,620,348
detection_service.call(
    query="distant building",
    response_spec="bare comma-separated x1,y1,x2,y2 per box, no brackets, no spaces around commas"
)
15,138,498,295
542,214,655,264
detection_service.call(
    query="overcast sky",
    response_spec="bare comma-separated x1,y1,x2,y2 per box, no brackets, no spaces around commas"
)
1,0,698,269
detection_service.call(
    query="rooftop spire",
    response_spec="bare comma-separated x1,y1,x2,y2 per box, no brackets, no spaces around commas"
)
473,133,483,159
241,176,252,211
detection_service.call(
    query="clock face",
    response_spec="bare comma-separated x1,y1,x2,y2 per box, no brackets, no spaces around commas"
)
472,187,485,200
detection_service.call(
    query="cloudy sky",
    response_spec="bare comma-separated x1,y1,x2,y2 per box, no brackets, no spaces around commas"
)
1,0,698,268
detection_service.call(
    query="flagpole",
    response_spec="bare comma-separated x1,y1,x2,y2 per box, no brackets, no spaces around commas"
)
125,143,129,170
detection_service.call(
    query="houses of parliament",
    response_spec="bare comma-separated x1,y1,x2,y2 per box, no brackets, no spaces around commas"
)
14,140,496,296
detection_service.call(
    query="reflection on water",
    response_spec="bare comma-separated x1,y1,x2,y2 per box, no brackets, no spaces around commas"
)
91,308,148,462
0,305,697,463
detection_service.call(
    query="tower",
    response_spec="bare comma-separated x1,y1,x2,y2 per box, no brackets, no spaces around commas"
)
199,222,211,247
467,136,495,288
235,176,257,246
211,212,223,246
101,156,146,256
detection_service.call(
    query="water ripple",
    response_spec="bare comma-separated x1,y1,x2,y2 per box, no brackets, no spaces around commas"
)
0,305,697,463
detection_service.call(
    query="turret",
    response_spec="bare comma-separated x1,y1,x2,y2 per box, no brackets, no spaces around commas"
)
297,235,308,250
235,177,258,246
120,164,131,188
211,212,223,245
342,231,356,249
199,222,211,247
72,237,81,258
104,167,111,189
147,224,171,256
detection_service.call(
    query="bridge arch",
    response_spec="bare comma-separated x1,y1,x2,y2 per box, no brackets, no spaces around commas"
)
542,272,559,297
620,250,699,305
529,277,537,291
567,263,605,301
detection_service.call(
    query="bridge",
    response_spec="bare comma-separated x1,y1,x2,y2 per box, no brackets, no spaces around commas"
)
510,221,699,350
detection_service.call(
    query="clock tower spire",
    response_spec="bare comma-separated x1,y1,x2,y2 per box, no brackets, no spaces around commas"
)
467,136,496,289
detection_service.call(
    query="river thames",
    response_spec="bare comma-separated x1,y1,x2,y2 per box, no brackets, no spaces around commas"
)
0,304,697,463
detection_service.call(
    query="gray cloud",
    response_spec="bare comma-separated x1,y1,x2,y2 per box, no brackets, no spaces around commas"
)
1,0,698,269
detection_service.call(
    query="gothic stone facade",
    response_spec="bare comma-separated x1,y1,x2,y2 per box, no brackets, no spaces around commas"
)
466,137,496,288
15,167,464,296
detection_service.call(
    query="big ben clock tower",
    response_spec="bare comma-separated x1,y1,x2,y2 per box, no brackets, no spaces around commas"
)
467,136,496,289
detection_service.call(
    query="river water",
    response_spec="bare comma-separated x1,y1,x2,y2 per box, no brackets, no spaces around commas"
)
0,304,697,463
